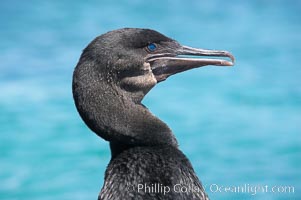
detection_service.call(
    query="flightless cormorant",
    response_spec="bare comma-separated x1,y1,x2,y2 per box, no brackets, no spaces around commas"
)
72,28,234,200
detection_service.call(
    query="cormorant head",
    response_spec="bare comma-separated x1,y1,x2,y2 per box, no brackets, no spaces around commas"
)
78,28,234,103
73,28,234,148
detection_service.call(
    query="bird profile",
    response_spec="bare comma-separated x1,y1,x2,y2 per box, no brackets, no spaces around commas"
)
72,28,234,200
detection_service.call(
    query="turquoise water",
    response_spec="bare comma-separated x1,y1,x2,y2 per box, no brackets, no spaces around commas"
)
1,0,300,199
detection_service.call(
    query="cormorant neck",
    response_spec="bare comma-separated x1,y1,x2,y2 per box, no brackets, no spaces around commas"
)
109,142,134,159
73,62,178,152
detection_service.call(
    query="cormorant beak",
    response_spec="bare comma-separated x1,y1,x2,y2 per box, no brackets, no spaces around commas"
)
147,45,235,82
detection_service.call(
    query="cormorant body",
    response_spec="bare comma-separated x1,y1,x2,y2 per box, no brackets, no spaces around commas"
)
72,28,234,200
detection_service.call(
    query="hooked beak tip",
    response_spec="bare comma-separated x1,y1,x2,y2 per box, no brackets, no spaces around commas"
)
225,52,235,64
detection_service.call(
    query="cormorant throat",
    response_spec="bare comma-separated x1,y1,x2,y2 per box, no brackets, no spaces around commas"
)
72,28,234,156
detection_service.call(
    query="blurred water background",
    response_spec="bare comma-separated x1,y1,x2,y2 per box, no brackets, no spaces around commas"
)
0,0,300,199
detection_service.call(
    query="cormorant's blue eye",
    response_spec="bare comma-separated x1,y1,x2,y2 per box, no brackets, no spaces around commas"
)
147,43,157,52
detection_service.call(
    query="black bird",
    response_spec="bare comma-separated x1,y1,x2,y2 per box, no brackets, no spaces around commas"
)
72,28,234,200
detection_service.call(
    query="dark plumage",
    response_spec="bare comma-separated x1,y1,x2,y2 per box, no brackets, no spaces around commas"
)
72,28,234,200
